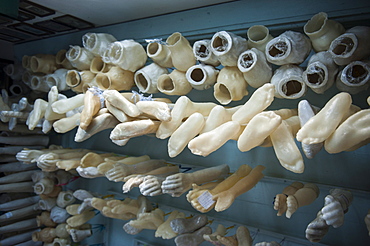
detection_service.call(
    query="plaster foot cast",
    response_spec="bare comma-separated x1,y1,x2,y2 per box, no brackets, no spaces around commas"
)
203,224,226,243
238,111,282,152
134,63,168,93
271,120,304,173
162,164,230,197
210,31,248,67
75,111,120,142
155,210,186,239
79,88,103,131
27,98,48,130
188,121,241,157
157,69,193,96
237,48,272,88
56,49,73,69
274,181,304,216
325,108,370,153
111,198,139,216
166,32,196,72
128,208,165,230
95,66,134,91
232,83,275,125
66,70,96,93
214,66,248,105
146,41,173,67
270,65,307,99
335,60,370,94
186,63,219,90
108,39,147,72
213,165,265,212
170,214,208,234
304,12,345,52
105,159,166,182
328,26,370,65
286,183,319,218
136,100,171,122
175,226,212,246
30,54,57,74
66,45,94,70
66,210,95,227
187,164,252,213
82,32,117,57
265,30,312,65
298,100,323,159
296,92,352,145
236,226,253,246
168,112,205,157
303,51,339,94
193,39,220,66
110,119,160,141
156,96,217,139
69,228,92,242
103,90,140,117
247,25,274,52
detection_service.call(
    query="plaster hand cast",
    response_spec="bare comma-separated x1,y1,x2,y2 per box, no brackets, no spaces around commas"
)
270,119,304,173
168,112,205,157
155,210,186,239
156,96,216,139
157,69,193,96
108,39,147,72
193,39,220,66
247,25,273,52
274,182,305,217
210,31,248,67
298,100,323,159
187,164,252,213
146,41,173,68
237,111,282,152
328,26,370,66
304,12,345,52
266,30,311,65
128,208,165,231
254,241,280,246
166,32,196,72
139,168,180,196
134,63,168,93
188,120,241,157
174,226,212,246
270,65,307,99
296,92,352,145
236,225,253,246
136,100,171,122
162,164,230,197
213,66,248,105
305,189,353,242
302,51,339,94
335,60,370,94
237,48,272,88
95,66,134,91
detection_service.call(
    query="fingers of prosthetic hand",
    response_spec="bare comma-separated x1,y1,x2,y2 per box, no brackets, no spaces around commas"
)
139,175,166,196
321,195,344,228
305,211,329,243
274,194,288,216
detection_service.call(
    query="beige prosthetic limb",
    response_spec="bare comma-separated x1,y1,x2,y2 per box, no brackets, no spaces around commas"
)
168,112,205,157
274,181,304,216
203,224,227,244
103,90,140,117
175,226,212,246
296,92,352,144
156,96,217,139
162,164,230,197
126,208,165,232
53,113,81,133
80,152,115,168
238,111,282,152
286,183,319,218
136,100,171,122
27,98,48,130
213,165,265,212
155,210,186,239
79,88,103,130
66,210,95,227
188,121,241,157
200,105,240,134
324,108,370,153
110,119,160,141
232,83,275,125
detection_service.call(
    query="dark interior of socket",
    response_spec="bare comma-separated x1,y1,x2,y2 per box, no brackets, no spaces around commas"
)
332,37,354,55
148,42,159,55
197,45,208,58
347,64,368,84
212,36,228,52
137,73,148,89
161,77,174,90
307,66,325,85
282,80,302,96
240,53,254,68
268,41,287,57
191,68,204,82
218,84,231,101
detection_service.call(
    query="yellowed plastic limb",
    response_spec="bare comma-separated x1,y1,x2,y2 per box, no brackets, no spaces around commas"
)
118,155,151,165
232,83,275,125
296,92,352,144
111,198,139,216
273,108,298,120
105,100,131,123
168,112,205,158
27,98,48,130
324,109,370,153
238,111,282,152
155,210,186,239
110,119,160,140
80,152,114,168
129,208,165,230
156,96,216,139
188,121,241,157
213,165,265,212
200,105,241,134
66,210,95,227
136,101,172,122
286,183,319,218
122,175,145,193
103,90,140,117
271,120,304,173
56,159,81,171
102,206,135,220
79,89,102,131
53,113,80,133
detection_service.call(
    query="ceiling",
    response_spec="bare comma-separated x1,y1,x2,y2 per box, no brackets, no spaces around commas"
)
0,0,234,44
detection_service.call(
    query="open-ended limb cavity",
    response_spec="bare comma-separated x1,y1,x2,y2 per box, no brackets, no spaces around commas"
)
155,210,186,239
161,164,230,197
271,120,304,173
336,60,370,95
296,92,352,145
